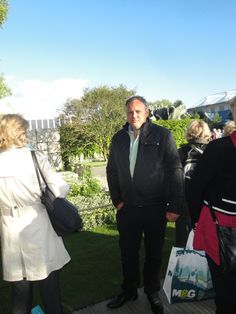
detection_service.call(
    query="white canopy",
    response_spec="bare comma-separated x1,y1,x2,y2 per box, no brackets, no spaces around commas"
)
191,89,236,109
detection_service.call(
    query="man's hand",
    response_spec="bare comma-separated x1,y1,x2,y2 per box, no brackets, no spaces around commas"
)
116,202,124,211
166,211,180,222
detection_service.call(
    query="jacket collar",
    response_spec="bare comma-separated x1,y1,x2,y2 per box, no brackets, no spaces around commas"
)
123,118,152,136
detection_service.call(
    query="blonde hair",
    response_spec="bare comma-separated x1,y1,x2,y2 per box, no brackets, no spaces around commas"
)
186,120,211,142
222,120,236,137
0,114,29,150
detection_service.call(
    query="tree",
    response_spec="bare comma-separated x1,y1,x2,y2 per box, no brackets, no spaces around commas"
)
59,85,135,164
0,0,8,26
0,74,11,99
0,1,11,100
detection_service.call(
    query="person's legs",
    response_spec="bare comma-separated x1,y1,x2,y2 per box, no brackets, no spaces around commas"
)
107,206,142,309
117,205,143,296
11,280,33,314
143,206,167,295
142,206,166,314
175,215,189,247
38,271,63,314
207,255,236,314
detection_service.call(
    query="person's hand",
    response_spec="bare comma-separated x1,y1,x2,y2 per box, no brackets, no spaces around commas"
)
116,202,124,211
166,211,180,222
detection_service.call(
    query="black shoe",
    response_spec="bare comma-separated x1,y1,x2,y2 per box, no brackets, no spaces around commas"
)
107,292,138,309
147,292,164,314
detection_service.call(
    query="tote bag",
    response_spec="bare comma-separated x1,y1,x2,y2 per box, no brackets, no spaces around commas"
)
163,231,214,304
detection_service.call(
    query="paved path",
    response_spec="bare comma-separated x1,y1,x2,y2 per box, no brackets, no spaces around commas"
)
72,287,215,314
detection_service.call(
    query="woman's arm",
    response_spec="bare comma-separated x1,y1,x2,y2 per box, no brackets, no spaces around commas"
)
35,151,70,198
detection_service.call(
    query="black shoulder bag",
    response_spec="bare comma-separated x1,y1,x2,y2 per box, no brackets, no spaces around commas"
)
209,204,236,273
31,151,83,236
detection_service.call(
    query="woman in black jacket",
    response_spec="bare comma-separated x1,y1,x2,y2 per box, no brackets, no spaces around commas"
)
188,97,236,314
175,119,211,246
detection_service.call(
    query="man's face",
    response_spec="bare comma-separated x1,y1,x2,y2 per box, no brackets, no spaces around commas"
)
126,99,149,130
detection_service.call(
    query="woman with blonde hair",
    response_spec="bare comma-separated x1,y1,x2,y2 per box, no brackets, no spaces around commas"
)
222,120,236,137
188,96,236,313
185,119,212,143
0,114,70,314
176,119,211,246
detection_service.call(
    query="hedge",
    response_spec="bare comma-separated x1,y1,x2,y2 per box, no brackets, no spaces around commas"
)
154,118,193,148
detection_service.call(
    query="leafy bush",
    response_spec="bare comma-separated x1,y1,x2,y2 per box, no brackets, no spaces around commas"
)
80,206,116,230
62,170,115,230
154,118,193,148
62,168,102,198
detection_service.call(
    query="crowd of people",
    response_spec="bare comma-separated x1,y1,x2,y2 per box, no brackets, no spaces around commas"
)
0,96,235,314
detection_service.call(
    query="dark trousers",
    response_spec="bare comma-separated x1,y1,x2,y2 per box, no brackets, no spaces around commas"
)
116,204,167,296
175,215,191,247
11,271,62,314
207,255,236,314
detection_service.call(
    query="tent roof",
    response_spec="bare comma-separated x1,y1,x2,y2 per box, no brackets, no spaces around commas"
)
191,89,236,109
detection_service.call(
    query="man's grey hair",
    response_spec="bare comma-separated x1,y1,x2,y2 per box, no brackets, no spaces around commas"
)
125,95,148,107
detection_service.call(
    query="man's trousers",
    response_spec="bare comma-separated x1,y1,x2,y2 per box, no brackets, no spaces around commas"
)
116,204,167,296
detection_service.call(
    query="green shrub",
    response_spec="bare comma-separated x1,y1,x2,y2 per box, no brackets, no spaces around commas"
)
154,118,193,148
62,168,102,198
80,206,116,230
62,171,115,230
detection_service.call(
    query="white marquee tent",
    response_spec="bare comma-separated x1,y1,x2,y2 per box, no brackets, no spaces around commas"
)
191,89,236,109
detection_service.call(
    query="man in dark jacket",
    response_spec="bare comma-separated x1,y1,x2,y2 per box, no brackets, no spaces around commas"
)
106,96,184,314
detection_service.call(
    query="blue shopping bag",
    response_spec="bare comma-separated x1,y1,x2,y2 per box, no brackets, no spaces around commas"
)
31,305,44,314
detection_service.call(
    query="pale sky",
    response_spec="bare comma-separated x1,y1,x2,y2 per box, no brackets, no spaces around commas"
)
0,0,235,119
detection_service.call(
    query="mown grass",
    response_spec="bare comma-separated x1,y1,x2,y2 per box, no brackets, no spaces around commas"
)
80,161,107,168
0,223,175,313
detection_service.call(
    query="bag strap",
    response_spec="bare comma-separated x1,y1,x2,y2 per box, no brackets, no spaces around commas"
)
230,131,236,148
31,151,47,193
185,229,194,250
190,144,204,155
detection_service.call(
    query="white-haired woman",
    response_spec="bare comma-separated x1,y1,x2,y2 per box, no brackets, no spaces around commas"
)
188,97,236,313
176,119,211,246
0,114,70,314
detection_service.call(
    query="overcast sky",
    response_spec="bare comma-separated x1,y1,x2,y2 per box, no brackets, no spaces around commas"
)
0,0,235,119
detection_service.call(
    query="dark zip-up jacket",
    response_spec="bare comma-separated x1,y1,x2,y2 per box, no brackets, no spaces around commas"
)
178,141,208,216
106,120,184,214
188,133,236,225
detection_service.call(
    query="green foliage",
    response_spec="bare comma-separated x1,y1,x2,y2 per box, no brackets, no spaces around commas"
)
0,74,11,100
59,123,97,171
62,169,102,198
0,0,8,26
212,112,222,124
154,118,193,148
190,111,201,119
76,170,102,197
61,170,116,230
59,85,135,163
80,206,116,230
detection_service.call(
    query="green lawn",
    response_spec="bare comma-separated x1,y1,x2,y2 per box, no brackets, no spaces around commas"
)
80,161,107,167
0,223,175,314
